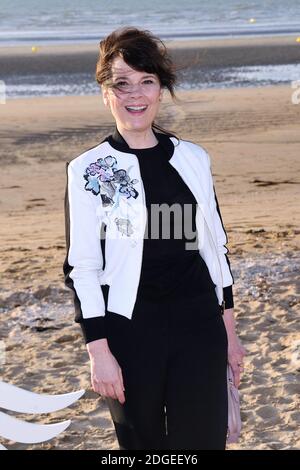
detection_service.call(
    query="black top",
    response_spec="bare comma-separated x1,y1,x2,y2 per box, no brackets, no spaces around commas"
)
131,141,217,300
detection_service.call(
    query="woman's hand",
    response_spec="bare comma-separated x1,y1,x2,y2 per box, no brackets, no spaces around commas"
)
87,339,126,404
227,333,247,388
222,307,247,388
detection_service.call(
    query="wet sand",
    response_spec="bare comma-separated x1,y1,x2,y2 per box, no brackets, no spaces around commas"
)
1,35,300,77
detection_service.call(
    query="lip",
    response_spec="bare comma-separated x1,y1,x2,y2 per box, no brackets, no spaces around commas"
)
125,105,148,109
125,105,148,115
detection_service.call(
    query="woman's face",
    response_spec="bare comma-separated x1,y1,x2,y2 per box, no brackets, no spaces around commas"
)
101,55,163,133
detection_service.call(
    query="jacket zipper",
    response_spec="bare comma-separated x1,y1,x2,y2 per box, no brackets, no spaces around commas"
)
132,156,147,312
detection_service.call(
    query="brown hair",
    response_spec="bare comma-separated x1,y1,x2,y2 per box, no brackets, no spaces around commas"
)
95,26,182,142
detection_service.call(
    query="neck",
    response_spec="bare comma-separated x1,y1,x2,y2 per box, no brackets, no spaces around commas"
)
116,125,159,149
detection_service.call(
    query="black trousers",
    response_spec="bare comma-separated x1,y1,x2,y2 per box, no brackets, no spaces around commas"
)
101,284,228,450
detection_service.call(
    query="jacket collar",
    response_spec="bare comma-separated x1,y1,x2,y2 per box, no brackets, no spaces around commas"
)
106,126,175,161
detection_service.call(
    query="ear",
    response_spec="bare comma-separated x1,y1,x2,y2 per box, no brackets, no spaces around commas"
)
159,89,164,101
101,86,109,107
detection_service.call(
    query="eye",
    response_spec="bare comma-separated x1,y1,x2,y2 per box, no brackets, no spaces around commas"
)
115,81,127,87
143,79,154,84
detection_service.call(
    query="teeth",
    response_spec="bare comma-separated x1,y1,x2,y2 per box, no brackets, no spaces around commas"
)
126,106,147,111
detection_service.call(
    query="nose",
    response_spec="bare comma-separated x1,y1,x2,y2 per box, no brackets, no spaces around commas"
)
127,83,144,95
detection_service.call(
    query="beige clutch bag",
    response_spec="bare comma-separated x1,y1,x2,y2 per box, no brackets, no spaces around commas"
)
227,363,242,443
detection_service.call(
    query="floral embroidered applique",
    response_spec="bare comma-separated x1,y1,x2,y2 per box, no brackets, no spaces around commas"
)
83,155,140,237
83,155,139,208
114,217,134,237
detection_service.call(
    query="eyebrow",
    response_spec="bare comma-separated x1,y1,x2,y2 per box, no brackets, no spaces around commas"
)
114,74,156,80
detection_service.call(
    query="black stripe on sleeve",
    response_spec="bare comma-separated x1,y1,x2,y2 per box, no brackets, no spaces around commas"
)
213,185,234,309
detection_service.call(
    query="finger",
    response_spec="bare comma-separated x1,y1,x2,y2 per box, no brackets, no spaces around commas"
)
232,367,240,388
116,388,126,404
96,381,108,397
91,378,99,393
93,385,102,396
117,370,126,403
104,383,117,400
118,368,126,392
94,383,104,396
115,381,126,404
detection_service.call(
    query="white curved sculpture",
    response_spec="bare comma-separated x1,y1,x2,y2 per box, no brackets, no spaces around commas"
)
0,381,85,414
0,381,85,449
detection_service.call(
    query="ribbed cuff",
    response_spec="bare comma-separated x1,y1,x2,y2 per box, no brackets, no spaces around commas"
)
79,316,107,344
223,285,234,310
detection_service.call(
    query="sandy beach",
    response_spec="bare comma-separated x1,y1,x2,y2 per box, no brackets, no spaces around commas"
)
0,36,299,450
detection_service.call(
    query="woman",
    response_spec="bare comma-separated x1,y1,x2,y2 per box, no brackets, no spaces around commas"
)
63,26,246,450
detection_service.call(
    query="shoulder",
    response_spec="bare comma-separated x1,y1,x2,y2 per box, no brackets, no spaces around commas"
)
177,138,211,167
67,140,110,174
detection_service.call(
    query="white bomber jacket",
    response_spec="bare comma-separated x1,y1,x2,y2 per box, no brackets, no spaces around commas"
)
63,127,234,343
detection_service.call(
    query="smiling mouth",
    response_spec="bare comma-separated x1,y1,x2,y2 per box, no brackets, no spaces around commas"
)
125,105,148,114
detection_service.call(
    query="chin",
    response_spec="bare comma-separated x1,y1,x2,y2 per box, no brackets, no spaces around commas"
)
126,121,152,131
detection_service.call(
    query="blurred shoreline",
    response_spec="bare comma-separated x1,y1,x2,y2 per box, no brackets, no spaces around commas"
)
1,35,300,98
1,35,300,69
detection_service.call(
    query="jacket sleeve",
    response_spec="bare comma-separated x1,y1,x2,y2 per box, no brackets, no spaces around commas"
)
63,160,107,344
204,151,235,309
